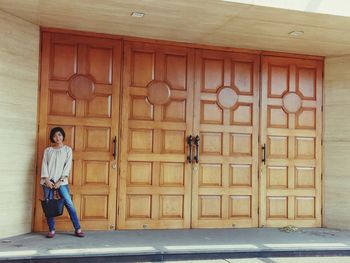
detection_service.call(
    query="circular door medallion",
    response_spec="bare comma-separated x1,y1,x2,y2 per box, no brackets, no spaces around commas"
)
282,92,302,113
147,81,171,105
217,87,238,109
68,74,96,100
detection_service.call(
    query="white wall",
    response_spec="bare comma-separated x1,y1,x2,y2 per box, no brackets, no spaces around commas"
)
227,0,350,17
0,10,39,238
324,55,350,229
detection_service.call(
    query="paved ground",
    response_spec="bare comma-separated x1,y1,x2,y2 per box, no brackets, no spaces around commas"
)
1,228,350,262
159,257,350,263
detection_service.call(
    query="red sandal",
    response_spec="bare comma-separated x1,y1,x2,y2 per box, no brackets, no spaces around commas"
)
74,230,85,238
46,231,55,238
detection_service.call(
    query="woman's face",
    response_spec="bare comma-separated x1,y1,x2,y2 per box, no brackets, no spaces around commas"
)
53,131,64,144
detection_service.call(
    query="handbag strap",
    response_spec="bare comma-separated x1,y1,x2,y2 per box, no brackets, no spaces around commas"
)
44,188,61,200
52,189,61,199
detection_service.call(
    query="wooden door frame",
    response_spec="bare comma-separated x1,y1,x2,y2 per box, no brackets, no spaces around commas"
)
35,27,324,231
259,55,323,227
117,41,195,229
191,48,260,228
34,30,122,231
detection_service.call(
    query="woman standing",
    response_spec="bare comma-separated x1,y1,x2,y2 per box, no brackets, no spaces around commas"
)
41,127,85,238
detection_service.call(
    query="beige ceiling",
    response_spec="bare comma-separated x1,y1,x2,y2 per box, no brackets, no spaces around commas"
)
1,0,350,56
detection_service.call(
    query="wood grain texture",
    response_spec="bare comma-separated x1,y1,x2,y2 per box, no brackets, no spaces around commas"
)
34,32,121,231
192,49,260,228
118,41,194,229
0,10,39,239
35,29,324,231
324,56,350,229
260,56,322,227
33,27,328,231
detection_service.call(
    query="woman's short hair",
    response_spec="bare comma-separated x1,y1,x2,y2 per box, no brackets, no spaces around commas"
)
49,127,66,143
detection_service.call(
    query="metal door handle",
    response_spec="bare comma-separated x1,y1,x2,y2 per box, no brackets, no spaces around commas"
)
194,135,200,163
187,135,193,163
262,143,266,165
113,136,117,160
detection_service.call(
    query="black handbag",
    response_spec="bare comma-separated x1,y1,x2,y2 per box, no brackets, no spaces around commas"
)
41,189,64,218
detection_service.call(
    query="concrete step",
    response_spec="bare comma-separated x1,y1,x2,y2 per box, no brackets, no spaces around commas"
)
1,228,350,262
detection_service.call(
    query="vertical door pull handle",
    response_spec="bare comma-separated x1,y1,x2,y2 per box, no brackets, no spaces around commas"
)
113,136,117,160
262,143,266,165
194,135,200,163
187,135,193,163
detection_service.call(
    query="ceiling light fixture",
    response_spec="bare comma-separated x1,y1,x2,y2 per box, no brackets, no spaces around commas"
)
288,30,304,37
131,12,145,18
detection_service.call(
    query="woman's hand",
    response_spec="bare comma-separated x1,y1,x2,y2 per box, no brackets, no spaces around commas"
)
45,178,54,189
54,181,62,189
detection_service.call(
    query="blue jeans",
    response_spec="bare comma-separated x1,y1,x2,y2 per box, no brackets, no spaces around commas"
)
43,185,81,232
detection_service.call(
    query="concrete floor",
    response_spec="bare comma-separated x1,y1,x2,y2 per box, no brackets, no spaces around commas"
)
161,257,350,263
1,228,350,262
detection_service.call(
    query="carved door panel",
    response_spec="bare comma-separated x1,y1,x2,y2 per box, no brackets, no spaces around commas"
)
260,56,323,227
192,49,260,228
34,32,121,231
36,31,323,231
118,41,194,229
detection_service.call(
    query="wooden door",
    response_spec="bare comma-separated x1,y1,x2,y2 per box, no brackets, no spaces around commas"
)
192,49,260,228
34,32,121,231
118,42,194,229
260,56,323,227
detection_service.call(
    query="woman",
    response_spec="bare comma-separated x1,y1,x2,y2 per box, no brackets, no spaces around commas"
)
41,127,85,238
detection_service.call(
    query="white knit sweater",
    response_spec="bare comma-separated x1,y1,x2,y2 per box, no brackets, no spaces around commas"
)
40,145,72,185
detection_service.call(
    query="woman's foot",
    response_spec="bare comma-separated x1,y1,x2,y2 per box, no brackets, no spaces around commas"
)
46,230,55,238
74,229,85,238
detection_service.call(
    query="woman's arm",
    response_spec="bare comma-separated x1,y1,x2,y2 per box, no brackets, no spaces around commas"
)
41,149,54,188
41,149,49,179
61,146,73,180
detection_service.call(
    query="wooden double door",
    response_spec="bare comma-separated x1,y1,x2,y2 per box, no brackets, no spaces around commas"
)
35,32,322,231
119,42,322,229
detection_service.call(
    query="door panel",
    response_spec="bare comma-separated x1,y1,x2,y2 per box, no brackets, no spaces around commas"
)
36,30,323,231
118,42,194,229
192,49,260,228
34,32,121,231
260,56,322,227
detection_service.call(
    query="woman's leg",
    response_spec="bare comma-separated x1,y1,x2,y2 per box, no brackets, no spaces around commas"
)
42,186,55,232
58,185,81,231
